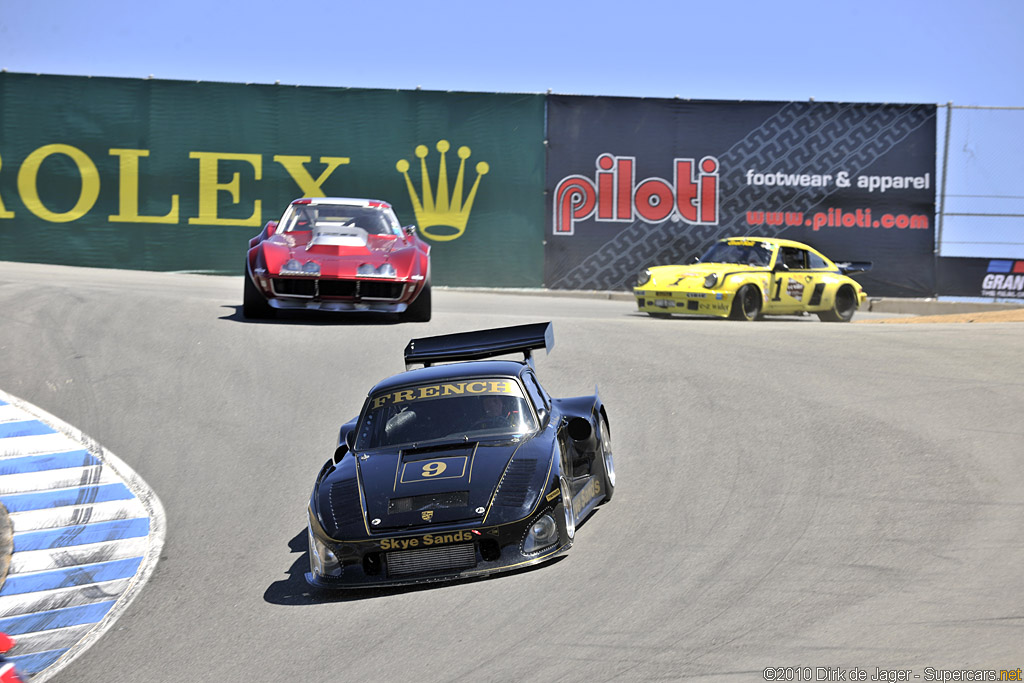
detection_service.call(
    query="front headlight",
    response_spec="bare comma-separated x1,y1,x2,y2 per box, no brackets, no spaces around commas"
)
523,514,558,554
281,259,319,276
636,268,652,288
703,273,719,288
357,263,397,278
308,526,342,577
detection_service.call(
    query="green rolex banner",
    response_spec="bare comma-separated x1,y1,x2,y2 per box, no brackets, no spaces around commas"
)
0,73,546,287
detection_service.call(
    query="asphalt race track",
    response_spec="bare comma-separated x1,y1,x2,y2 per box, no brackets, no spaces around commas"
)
1,261,1022,682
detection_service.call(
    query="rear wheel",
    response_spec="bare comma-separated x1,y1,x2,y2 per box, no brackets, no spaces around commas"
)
817,285,857,322
729,284,762,321
242,270,275,319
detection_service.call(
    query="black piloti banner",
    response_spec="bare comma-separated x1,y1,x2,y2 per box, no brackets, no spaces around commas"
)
544,96,936,297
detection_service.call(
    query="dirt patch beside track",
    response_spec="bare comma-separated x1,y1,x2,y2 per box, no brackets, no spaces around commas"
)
857,308,1024,324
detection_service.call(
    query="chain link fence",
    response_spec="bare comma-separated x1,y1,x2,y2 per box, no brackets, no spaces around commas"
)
937,104,1024,259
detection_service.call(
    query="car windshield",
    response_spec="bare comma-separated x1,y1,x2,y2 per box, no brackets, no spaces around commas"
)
355,378,539,450
700,240,773,267
279,204,397,236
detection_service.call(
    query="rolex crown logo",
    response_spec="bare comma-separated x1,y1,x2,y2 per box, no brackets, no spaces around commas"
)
396,140,489,242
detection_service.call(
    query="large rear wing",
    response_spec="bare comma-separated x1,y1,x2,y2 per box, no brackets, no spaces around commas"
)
404,322,553,370
835,261,873,275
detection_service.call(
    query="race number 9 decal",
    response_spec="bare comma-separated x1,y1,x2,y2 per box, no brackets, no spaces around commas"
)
422,461,447,477
400,456,468,483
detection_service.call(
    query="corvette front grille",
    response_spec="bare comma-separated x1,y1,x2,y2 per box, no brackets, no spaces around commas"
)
319,280,404,300
270,278,405,301
358,280,405,300
386,543,477,577
272,278,316,297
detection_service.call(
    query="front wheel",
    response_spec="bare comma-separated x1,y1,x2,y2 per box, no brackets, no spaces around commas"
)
242,270,275,319
598,418,614,504
559,476,576,541
817,285,857,322
729,284,762,321
401,280,431,322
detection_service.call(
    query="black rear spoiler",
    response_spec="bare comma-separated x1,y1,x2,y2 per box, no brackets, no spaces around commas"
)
835,261,873,275
404,322,553,370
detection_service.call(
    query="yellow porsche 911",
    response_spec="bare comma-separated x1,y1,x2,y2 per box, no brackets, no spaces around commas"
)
633,237,871,322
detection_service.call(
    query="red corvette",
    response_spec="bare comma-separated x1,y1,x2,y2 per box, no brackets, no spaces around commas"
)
244,198,432,321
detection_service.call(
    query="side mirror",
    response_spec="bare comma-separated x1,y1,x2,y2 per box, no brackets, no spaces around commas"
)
345,429,356,451
774,262,789,272
403,224,417,236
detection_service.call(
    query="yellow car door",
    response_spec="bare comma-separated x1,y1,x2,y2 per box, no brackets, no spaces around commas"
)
766,245,825,314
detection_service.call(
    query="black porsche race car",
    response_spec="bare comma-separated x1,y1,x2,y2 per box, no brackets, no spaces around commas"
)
305,322,614,589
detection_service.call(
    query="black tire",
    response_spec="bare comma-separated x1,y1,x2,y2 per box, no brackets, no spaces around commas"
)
402,279,431,322
598,418,615,504
817,285,857,322
242,269,276,319
729,284,762,321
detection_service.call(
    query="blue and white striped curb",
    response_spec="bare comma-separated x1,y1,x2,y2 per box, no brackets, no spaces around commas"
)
0,391,165,682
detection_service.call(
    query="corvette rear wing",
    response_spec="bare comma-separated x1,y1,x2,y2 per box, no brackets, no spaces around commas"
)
835,261,873,275
404,322,554,369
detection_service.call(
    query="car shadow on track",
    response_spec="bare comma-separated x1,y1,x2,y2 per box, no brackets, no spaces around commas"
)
627,311,814,323
263,528,567,605
219,305,406,326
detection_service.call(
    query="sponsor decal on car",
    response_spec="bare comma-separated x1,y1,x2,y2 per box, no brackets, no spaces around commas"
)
787,279,805,301
571,477,602,517
379,529,474,551
371,380,521,409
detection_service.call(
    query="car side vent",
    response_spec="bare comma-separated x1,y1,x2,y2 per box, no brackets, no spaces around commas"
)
491,458,537,508
809,283,826,306
327,479,364,532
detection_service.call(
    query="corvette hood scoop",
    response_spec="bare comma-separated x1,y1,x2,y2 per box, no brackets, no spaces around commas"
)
357,441,518,530
303,231,402,258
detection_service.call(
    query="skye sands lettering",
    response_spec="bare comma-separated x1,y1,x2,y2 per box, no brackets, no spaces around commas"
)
0,144,350,225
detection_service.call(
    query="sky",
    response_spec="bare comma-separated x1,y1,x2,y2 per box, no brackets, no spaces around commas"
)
1,0,1022,106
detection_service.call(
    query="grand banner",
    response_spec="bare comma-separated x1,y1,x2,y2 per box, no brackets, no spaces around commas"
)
0,73,546,286
938,257,1024,299
545,97,936,297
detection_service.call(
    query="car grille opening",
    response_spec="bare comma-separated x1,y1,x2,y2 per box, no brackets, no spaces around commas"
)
271,279,405,300
358,280,405,300
389,491,469,514
272,278,315,296
385,543,477,577
319,280,405,300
